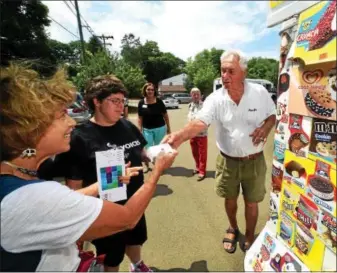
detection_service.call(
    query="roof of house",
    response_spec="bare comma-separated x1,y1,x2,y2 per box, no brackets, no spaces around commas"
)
159,73,187,85
158,85,187,92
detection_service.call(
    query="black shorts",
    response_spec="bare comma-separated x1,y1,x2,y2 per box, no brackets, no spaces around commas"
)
92,215,147,267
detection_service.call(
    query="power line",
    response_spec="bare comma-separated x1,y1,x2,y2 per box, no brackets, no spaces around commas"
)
69,0,97,37
48,16,79,39
95,35,114,49
63,0,77,17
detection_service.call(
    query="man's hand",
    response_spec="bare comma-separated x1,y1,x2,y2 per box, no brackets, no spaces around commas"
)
250,116,275,146
249,126,269,146
161,131,184,149
119,161,143,184
161,120,208,149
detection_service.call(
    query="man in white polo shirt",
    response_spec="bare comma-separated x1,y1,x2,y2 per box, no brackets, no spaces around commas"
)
162,49,276,254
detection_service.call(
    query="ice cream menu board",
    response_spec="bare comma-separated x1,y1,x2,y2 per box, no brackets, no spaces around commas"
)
245,1,337,272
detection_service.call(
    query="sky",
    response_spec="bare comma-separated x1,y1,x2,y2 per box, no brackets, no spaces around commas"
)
42,1,282,61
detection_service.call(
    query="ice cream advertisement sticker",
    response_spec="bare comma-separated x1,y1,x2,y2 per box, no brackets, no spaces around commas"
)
294,1,336,64
288,62,337,121
307,159,336,215
309,118,337,165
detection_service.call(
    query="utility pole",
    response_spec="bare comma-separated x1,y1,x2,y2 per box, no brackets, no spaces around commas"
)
96,35,114,49
74,0,86,64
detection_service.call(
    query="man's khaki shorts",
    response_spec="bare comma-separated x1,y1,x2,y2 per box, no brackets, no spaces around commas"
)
215,152,267,203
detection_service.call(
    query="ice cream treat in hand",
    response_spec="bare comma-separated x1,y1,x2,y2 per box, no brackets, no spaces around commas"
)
146,144,175,163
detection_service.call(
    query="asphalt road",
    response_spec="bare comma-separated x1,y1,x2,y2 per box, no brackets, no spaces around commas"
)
117,104,274,272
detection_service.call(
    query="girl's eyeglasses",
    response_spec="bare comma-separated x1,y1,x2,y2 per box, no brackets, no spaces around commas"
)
106,98,126,106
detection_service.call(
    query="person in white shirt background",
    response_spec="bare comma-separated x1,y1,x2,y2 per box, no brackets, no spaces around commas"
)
187,87,208,181
162,49,276,254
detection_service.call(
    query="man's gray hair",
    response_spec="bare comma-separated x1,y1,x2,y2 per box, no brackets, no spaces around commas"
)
190,87,201,93
220,49,248,71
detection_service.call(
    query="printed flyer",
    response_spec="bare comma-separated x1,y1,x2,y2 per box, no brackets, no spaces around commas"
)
95,148,127,202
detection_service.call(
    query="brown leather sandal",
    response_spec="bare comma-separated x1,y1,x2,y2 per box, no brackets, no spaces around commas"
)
222,227,239,254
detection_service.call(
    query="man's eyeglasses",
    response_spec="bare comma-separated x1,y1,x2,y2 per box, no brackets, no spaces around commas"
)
106,98,126,106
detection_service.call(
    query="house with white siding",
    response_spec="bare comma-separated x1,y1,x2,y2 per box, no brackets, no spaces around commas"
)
158,73,187,94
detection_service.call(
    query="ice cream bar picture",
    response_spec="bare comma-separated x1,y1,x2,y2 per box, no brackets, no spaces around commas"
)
285,160,306,179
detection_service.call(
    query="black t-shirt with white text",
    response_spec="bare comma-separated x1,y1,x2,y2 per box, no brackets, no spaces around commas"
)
54,119,147,203
138,98,167,129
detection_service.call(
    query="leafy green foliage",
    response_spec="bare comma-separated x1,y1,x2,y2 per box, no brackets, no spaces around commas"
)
0,0,53,74
72,51,145,97
87,36,103,55
184,48,222,95
121,33,185,85
185,49,279,95
247,57,279,87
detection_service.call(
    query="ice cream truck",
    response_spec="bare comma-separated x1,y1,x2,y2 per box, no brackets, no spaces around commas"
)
244,1,336,272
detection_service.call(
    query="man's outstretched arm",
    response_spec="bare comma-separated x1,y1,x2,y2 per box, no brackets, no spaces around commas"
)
161,119,208,149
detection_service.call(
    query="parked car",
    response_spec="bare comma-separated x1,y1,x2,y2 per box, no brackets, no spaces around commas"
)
171,93,192,104
161,95,179,109
67,92,91,124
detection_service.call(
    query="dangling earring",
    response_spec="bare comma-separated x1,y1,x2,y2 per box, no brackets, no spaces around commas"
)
21,148,37,158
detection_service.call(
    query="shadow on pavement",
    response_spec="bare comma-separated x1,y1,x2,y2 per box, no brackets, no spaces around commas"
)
163,167,194,177
205,170,215,178
163,167,215,180
150,260,209,272
153,184,173,198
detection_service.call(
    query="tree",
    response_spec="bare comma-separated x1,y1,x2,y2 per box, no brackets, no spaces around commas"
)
144,52,185,85
114,59,146,98
120,33,142,67
184,48,222,95
48,39,73,63
247,57,279,87
1,0,52,67
209,47,224,75
191,63,218,95
121,34,185,85
87,36,103,55
72,51,145,97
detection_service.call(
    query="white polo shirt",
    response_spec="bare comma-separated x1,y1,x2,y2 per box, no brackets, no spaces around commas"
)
196,81,276,157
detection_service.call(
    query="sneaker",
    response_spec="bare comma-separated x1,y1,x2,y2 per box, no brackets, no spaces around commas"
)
130,261,153,272
197,175,206,181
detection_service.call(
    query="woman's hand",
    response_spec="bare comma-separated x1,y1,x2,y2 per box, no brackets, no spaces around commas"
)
141,149,151,163
153,149,178,173
119,161,144,184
